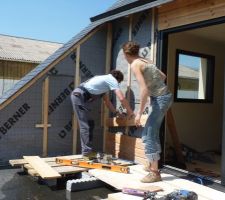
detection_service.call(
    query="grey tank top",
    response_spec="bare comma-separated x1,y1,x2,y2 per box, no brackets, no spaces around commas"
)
142,62,168,97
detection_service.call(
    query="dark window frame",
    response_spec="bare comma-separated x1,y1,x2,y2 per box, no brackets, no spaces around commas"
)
174,49,215,103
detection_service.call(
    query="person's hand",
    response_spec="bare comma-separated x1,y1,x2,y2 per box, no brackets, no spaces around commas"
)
113,110,126,118
135,113,142,127
127,112,135,119
117,112,126,118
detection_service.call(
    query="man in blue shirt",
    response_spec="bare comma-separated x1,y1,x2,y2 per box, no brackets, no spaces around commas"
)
71,70,134,156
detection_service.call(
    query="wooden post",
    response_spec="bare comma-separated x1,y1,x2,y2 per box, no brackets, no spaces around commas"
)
167,108,186,166
150,8,156,64
35,77,51,157
103,23,112,152
72,46,80,154
124,15,133,135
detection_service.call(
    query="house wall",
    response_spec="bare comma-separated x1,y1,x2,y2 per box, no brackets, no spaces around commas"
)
158,0,225,30
0,27,107,164
167,32,225,152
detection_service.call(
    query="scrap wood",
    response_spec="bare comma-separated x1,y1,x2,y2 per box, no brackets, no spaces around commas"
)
9,154,83,167
23,156,61,179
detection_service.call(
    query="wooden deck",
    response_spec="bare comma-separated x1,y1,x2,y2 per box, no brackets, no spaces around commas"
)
9,155,87,179
89,165,225,200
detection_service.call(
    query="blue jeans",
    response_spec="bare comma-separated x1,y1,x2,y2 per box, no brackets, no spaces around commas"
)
142,92,173,162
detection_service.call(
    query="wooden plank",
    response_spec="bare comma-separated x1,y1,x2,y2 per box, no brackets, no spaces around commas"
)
27,166,87,177
106,139,144,150
35,124,51,128
103,23,112,152
42,77,50,157
0,25,103,111
167,108,185,166
72,46,80,154
107,115,148,127
106,133,144,147
105,133,147,164
125,15,133,136
10,154,83,167
90,165,225,200
23,156,61,179
150,8,156,63
9,159,27,166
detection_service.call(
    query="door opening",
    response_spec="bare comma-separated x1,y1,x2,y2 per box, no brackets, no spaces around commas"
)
158,18,225,186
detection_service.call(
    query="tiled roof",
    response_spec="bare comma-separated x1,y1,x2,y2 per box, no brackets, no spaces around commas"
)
0,34,62,63
106,0,139,12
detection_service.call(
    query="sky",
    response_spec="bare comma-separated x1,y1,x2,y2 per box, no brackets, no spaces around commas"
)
180,54,200,70
0,0,117,43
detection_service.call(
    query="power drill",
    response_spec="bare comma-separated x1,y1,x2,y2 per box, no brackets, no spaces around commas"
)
164,189,198,200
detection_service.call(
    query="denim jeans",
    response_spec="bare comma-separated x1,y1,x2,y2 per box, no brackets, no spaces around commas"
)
142,92,173,162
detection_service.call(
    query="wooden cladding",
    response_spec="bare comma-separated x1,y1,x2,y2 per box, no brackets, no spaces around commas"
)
105,132,147,165
0,60,36,79
158,0,225,30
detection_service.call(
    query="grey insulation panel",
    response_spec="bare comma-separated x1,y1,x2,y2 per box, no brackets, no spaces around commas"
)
78,27,107,152
47,63,74,156
0,79,43,164
110,10,152,136
112,11,152,110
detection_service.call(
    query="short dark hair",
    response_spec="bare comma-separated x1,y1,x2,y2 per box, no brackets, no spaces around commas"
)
122,41,140,56
110,70,124,83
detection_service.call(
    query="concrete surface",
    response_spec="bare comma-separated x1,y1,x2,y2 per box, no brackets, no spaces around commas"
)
0,168,114,200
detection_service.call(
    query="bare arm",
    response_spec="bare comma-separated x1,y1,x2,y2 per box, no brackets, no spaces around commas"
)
131,62,149,116
102,94,117,114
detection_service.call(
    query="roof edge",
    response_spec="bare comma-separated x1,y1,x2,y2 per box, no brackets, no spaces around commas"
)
90,0,157,22
0,33,63,45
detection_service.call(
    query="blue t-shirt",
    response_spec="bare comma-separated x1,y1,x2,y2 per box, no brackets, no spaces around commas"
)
83,74,120,95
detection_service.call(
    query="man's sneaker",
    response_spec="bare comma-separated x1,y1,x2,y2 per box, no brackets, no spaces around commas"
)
141,171,162,183
82,152,97,160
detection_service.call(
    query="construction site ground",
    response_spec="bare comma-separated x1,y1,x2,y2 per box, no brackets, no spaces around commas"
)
0,167,114,200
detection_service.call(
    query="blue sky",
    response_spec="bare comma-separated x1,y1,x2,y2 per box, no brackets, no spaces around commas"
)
180,54,200,70
0,0,116,43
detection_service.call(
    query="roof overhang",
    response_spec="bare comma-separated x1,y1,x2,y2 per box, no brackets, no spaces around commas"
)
90,0,174,23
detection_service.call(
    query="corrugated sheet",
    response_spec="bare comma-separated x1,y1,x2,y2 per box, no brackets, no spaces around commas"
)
0,34,62,63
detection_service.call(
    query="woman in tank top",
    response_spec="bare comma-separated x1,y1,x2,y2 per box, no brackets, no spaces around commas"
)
122,41,173,183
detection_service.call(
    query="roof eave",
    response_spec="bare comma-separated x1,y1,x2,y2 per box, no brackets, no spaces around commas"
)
90,0,157,22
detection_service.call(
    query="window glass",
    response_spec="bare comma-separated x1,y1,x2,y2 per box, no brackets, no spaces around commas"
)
175,50,214,102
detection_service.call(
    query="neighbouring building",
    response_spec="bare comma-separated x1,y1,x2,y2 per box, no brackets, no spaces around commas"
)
0,34,62,96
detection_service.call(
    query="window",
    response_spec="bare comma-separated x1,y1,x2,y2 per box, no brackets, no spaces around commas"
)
174,49,215,102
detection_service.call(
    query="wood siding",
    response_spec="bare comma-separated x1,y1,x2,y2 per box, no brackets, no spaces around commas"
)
105,133,147,165
158,0,225,30
0,60,36,79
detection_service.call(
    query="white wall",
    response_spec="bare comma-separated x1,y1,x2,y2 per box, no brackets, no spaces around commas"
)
167,32,225,152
